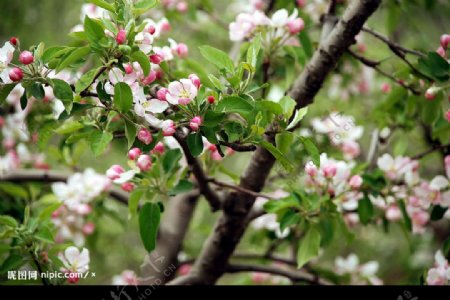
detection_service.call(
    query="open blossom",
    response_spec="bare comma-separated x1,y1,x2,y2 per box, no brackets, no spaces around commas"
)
112,270,139,285
52,169,110,210
166,78,198,105
335,254,383,285
52,205,93,246
134,30,153,54
426,250,450,285
60,246,90,274
377,154,417,181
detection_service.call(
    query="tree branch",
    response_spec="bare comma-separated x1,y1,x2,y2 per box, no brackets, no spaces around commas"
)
173,130,222,211
218,141,256,152
207,178,271,199
0,169,129,205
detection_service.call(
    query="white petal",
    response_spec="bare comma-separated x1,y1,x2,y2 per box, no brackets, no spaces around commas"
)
146,99,169,114
430,176,449,191
64,246,80,265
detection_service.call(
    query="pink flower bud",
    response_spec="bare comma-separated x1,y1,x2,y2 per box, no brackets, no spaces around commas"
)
296,0,306,7
348,175,363,189
176,1,188,13
67,273,79,284
176,43,188,58
137,154,152,171
76,204,92,215
137,128,153,145
160,20,171,32
116,29,127,45
9,37,18,46
440,34,450,49
9,67,23,82
436,46,446,58
386,205,402,221
178,264,191,276
148,25,156,35
305,163,317,177
124,64,133,74
106,164,125,180
188,74,200,89
207,95,215,104
446,110,450,123
425,87,439,100
141,70,157,85
19,51,34,65
152,142,165,154
208,144,217,152
121,182,135,192
189,116,202,131
287,18,305,35
211,150,222,161
381,83,391,94
323,165,337,178
162,120,176,136
251,272,269,284
82,222,96,235
128,147,142,160
150,54,162,64
156,88,169,101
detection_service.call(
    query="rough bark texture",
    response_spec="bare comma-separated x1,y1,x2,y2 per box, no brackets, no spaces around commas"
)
168,0,382,285
141,191,199,284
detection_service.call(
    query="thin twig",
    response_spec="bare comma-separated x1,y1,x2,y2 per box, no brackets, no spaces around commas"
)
412,142,450,160
208,178,271,199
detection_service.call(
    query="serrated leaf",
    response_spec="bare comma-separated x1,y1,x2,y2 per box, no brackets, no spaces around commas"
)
199,45,235,73
75,67,100,93
56,46,90,72
89,130,113,156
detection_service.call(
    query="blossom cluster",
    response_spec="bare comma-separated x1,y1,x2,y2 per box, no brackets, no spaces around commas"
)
59,246,90,284
229,8,305,45
334,253,383,285
426,250,450,285
51,169,110,246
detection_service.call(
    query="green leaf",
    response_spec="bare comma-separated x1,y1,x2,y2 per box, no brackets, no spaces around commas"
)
87,0,115,12
187,132,204,157
124,119,137,149
75,67,101,93
260,100,283,115
430,205,448,221
0,83,16,103
299,137,320,167
84,16,105,46
29,83,45,100
57,46,90,72
258,140,293,171
299,30,313,58
279,96,296,119
0,183,28,199
129,189,144,218
297,226,321,268
199,45,235,73
0,215,18,228
443,236,450,256
88,130,113,156
55,121,84,135
276,132,294,154
162,149,182,173
131,50,150,76
247,33,261,68
168,179,194,196
139,202,160,253
287,107,308,130
35,226,54,244
397,199,412,232
41,46,66,63
39,202,62,221
52,79,74,112
134,0,159,15
114,82,133,112
216,96,254,115
38,121,58,150
358,196,374,225
279,210,301,231
203,111,225,127
208,74,225,91
0,255,25,274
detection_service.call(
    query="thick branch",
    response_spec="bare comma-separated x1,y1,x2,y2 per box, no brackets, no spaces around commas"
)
168,0,382,286
173,130,222,211
219,141,257,152
289,0,382,110
0,169,128,205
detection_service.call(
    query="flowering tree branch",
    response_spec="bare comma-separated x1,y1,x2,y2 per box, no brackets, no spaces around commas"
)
168,0,382,285
0,169,129,205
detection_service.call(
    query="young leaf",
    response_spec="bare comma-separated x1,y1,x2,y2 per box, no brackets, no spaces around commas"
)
216,96,254,115
299,137,320,167
0,83,16,104
247,33,262,68
299,30,313,58
279,96,296,119
0,215,18,228
52,79,74,112
139,202,161,253
114,82,133,112
168,179,194,196
187,132,204,157
276,132,294,154
162,149,182,173
131,50,150,76
358,196,374,225
29,83,45,100
89,130,113,156
287,107,308,130
199,45,235,73
124,119,137,149
75,67,101,93
84,16,105,46
297,227,321,268
56,46,90,72
129,189,144,218
87,0,115,12
258,140,294,171
134,0,159,15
